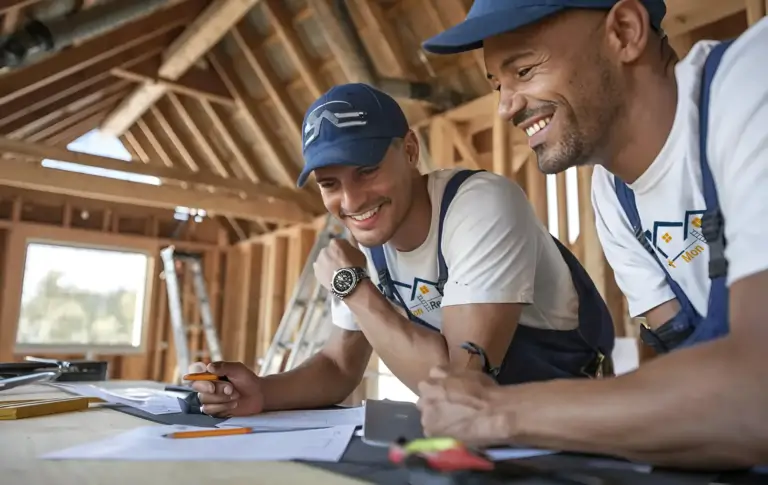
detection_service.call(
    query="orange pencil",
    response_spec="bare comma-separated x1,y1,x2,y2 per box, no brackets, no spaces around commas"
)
165,427,253,439
182,372,229,382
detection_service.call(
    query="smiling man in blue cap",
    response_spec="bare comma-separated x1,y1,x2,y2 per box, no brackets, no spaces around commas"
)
415,0,768,470
187,82,620,420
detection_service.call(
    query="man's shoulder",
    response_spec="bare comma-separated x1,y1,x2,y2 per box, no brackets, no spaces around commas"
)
678,17,767,86
428,168,526,208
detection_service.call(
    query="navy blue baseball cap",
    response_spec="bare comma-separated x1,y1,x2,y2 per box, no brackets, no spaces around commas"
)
422,0,666,55
297,83,409,188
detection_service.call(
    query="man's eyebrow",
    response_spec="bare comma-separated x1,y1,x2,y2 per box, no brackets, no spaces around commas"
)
486,50,537,79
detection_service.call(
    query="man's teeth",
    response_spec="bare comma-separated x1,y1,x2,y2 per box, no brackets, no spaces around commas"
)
525,117,552,137
350,206,380,221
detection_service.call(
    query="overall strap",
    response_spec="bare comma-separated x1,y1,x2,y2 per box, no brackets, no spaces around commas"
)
674,39,736,347
436,169,486,294
369,245,393,300
698,39,735,279
369,239,434,329
612,177,697,317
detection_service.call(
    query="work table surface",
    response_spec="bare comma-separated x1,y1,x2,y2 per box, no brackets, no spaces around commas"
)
1,381,367,485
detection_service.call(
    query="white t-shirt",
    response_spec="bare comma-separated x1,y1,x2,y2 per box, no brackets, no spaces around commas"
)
332,168,580,333
591,17,768,318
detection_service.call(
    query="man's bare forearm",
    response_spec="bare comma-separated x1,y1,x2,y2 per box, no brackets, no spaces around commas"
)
259,352,360,411
488,336,768,469
344,280,451,392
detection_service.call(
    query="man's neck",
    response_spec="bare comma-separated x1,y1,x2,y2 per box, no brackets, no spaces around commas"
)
605,69,679,184
388,174,432,252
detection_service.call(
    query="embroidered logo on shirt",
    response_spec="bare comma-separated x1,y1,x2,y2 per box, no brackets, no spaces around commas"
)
377,277,442,319
644,210,708,269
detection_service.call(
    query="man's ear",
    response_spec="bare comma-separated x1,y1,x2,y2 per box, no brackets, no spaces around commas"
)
404,130,420,167
605,0,651,64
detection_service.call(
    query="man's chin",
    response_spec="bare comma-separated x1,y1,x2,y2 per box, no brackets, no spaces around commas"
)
535,148,575,175
348,227,391,249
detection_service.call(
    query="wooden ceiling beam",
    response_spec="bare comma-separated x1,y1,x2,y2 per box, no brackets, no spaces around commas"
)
100,0,265,136
123,128,152,164
0,157,309,224
166,92,231,177
46,111,111,147
1,78,125,136
263,0,324,98
199,100,267,183
26,90,128,143
208,50,323,215
207,50,299,187
0,0,204,105
154,96,266,236
353,0,412,77
419,0,485,73
0,137,307,209
111,61,236,107
149,104,203,172
136,117,175,168
352,0,430,120
164,92,270,233
119,133,142,162
0,34,170,126
230,22,302,146
307,0,375,85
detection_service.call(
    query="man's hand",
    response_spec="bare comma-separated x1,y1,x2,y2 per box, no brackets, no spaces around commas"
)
313,238,367,290
186,361,265,417
417,366,509,447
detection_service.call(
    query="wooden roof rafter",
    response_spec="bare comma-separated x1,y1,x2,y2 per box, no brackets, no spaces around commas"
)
99,0,265,137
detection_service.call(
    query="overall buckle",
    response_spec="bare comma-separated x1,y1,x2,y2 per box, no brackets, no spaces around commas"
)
581,351,612,378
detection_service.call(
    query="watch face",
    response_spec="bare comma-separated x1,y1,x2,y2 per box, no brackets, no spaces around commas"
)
332,268,357,295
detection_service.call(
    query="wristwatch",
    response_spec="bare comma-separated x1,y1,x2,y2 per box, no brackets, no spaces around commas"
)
330,266,369,300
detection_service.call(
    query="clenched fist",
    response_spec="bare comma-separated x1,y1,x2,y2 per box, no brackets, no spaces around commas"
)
186,361,265,417
313,238,367,290
416,366,510,447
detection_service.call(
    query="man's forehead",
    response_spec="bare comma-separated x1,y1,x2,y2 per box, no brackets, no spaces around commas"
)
484,10,605,62
314,163,370,181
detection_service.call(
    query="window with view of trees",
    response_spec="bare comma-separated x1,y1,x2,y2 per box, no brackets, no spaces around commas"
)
15,242,150,353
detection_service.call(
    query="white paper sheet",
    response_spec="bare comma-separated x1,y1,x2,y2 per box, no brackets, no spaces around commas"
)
218,406,364,430
42,424,356,462
49,382,182,415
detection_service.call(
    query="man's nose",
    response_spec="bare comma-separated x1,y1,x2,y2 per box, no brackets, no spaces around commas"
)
497,89,526,125
341,185,367,214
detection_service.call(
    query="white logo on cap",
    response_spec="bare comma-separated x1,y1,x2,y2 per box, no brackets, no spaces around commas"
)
303,100,367,148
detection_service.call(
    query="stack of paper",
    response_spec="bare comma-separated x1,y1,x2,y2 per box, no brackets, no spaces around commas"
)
49,382,182,415
42,424,357,462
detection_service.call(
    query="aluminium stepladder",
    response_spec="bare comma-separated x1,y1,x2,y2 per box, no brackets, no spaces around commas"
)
258,215,347,376
160,246,223,383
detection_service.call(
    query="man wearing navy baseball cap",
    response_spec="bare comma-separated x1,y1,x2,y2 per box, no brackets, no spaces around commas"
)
416,0,768,470
188,82,619,421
